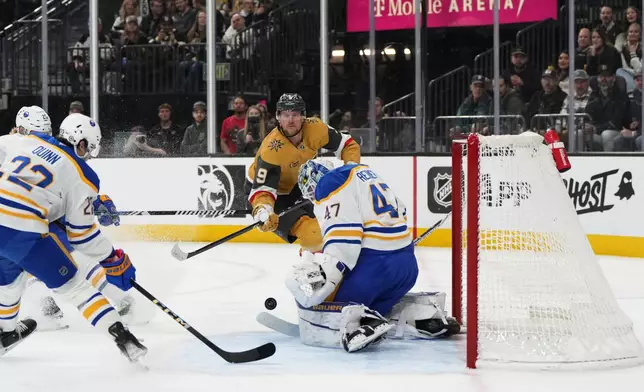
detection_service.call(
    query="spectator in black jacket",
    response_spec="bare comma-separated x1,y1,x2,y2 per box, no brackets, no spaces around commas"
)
147,103,185,155
503,46,541,104
452,75,492,135
586,28,622,76
614,73,643,151
180,101,208,155
597,6,622,45
525,67,568,132
173,0,196,41
575,28,591,70
485,76,525,134
585,66,629,151
140,0,166,39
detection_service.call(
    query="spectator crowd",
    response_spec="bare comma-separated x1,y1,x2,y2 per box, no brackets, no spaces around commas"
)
66,0,276,94
453,5,644,152
114,94,277,157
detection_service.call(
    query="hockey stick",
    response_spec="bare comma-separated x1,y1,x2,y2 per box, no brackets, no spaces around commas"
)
119,209,251,217
256,312,300,337
412,212,452,246
170,200,312,261
131,279,276,363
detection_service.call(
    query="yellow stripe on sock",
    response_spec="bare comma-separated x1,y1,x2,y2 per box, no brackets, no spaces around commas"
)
91,270,106,287
0,304,19,315
82,298,109,320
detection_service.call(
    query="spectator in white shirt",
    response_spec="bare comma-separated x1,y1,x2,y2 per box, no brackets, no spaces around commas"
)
222,12,253,60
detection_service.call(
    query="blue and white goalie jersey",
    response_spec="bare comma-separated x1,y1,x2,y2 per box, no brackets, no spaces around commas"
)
0,133,112,261
313,164,411,270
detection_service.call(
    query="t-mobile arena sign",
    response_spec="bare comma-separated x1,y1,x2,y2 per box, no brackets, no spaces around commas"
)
346,0,558,32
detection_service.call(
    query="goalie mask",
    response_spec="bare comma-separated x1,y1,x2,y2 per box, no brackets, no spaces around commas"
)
298,159,335,200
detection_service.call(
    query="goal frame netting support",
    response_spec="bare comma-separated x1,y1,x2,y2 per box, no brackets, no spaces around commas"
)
450,133,644,370
451,135,478,369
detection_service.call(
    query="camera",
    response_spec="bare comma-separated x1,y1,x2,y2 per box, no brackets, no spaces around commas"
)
247,116,261,139
136,135,147,143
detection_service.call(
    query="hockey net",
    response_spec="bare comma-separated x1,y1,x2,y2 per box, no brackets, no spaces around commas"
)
451,132,643,369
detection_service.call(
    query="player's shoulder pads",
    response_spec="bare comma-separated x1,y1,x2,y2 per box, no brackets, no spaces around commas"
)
314,164,363,203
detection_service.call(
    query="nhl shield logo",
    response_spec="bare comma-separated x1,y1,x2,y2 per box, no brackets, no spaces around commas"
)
433,173,451,208
427,167,452,213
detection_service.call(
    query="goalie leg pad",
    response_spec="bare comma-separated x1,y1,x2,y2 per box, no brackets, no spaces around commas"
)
295,301,394,352
296,301,349,349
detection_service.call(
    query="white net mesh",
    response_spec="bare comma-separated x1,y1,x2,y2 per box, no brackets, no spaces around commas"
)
458,133,643,366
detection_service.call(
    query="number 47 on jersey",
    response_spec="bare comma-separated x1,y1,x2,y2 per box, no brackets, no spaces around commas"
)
323,182,400,220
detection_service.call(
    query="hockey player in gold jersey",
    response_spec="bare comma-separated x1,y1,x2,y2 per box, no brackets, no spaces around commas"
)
246,93,361,251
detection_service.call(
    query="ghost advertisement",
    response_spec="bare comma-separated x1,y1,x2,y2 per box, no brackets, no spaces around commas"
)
197,164,248,217
562,168,635,215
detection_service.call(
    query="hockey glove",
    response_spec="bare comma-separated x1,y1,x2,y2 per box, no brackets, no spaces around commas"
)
93,195,120,227
100,249,136,291
252,204,279,232
285,251,346,308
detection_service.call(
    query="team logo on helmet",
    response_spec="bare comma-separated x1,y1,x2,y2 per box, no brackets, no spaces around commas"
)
23,111,29,117
90,120,96,127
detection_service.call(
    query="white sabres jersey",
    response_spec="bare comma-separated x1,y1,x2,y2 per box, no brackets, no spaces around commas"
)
313,164,411,270
0,133,112,260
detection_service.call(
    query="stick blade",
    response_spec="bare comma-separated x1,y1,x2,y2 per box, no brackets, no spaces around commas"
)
170,243,189,261
256,312,300,337
223,342,276,364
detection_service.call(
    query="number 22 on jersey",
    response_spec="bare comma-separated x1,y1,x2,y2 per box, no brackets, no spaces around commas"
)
0,155,53,191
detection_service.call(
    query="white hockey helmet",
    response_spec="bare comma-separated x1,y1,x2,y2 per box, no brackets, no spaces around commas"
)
15,105,52,135
298,158,336,200
59,113,102,159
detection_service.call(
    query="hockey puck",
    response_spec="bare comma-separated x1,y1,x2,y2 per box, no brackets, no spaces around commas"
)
264,297,277,310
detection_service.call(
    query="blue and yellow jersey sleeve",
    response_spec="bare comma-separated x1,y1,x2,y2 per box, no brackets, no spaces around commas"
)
313,165,365,270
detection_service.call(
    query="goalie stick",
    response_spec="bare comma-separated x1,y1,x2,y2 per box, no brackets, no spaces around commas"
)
131,279,276,363
171,200,312,261
412,212,452,245
257,213,452,337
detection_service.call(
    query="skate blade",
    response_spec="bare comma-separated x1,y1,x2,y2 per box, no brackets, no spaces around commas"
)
36,324,70,332
0,329,37,357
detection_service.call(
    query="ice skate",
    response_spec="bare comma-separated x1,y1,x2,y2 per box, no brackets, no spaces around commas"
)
342,316,394,353
415,317,461,338
0,319,37,356
108,321,147,363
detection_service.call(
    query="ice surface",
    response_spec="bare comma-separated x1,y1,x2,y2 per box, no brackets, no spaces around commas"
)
2,242,644,391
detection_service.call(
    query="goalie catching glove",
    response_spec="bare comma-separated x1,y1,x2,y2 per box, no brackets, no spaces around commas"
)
252,204,279,232
286,251,346,308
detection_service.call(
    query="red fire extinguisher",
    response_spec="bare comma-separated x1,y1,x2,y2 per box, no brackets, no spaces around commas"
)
544,128,571,173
